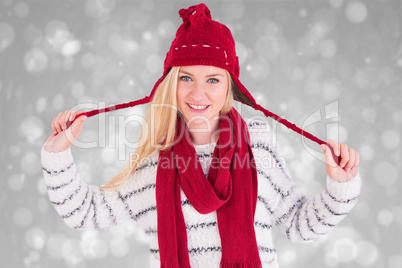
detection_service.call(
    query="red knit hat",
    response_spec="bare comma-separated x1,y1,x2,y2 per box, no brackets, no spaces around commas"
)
67,3,339,163
153,3,258,108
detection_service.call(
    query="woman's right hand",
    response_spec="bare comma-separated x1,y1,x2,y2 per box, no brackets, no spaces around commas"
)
43,110,87,153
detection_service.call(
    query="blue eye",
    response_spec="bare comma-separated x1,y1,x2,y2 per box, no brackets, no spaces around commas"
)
180,76,191,82
208,78,219,83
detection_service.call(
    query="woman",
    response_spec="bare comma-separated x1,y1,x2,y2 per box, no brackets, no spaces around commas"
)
41,3,361,268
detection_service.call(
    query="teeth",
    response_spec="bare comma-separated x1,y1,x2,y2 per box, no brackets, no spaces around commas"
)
189,104,208,110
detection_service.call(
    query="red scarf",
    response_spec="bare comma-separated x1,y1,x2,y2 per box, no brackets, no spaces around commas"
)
156,108,262,268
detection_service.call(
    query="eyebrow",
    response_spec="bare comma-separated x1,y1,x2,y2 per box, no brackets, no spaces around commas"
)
179,71,224,77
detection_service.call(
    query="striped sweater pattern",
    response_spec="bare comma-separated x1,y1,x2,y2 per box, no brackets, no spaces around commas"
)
41,120,361,268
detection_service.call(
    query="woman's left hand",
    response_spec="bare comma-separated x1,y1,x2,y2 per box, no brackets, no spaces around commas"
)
321,139,360,183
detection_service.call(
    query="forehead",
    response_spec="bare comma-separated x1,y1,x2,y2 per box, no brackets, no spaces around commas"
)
179,65,226,75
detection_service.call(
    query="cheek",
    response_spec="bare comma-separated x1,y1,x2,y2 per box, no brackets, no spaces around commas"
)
214,87,228,108
176,89,185,106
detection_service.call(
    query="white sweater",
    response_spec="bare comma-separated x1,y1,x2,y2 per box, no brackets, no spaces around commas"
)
41,120,361,268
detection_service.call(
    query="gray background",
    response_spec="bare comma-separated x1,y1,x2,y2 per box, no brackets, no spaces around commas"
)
1,0,401,267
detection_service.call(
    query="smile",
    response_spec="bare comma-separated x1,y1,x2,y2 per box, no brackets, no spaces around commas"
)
187,103,210,111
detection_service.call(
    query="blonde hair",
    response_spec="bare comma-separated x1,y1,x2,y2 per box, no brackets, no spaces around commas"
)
101,66,234,191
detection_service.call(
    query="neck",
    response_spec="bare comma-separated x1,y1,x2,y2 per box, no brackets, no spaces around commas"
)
187,118,220,145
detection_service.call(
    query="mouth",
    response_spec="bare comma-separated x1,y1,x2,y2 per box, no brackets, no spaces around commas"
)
187,103,210,112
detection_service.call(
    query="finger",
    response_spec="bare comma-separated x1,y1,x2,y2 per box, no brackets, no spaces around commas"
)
54,112,63,133
64,110,72,123
51,116,57,133
344,148,355,172
339,144,349,168
325,139,341,165
65,113,87,144
67,111,83,128
321,144,338,168
327,139,340,156
57,110,69,131
69,110,76,121
354,152,360,168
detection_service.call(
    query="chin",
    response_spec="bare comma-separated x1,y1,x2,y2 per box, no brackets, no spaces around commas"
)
185,117,210,127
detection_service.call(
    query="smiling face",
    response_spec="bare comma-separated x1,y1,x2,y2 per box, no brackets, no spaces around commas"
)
176,65,229,131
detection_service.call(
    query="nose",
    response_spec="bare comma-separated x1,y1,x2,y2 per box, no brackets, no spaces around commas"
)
189,82,206,101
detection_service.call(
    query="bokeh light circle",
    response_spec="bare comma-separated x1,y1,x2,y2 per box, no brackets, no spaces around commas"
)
236,41,248,65
81,236,109,259
355,240,378,266
13,2,30,18
52,94,65,110
329,0,344,8
377,209,394,226
221,1,244,20
25,227,46,250
145,54,163,73
0,22,15,52
81,53,95,69
298,35,318,57
245,58,270,80
255,36,281,61
389,255,402,268
381,129,400,149
328,124,348,143
318,39,337,58
157,20,176,38
8,174,25,191
63,239,84,265
21,152,41,175
255,19,282,37
72,82,86,98
345,1,368,24
361,107,377,124
36,97,47,114
143,31,153,42
322,80,341,100
47,234,67,259
24,48,48,74
373,161,397,187
13,207,33,228
45,20,70,51
24,25,43,45
393,110,402,124
62,40,82,57
359,144,374,161
37,178,47,195
38,196,49,213
20,116,44,144
9,144,22,156
85,0,116,18
299,9,308,17
62,57,74,70
354,70,370,88
325,252,339,267
311,21,330,40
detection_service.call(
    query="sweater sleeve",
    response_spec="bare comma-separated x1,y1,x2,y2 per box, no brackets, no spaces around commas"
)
247,119,362,242
40,144,135,231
